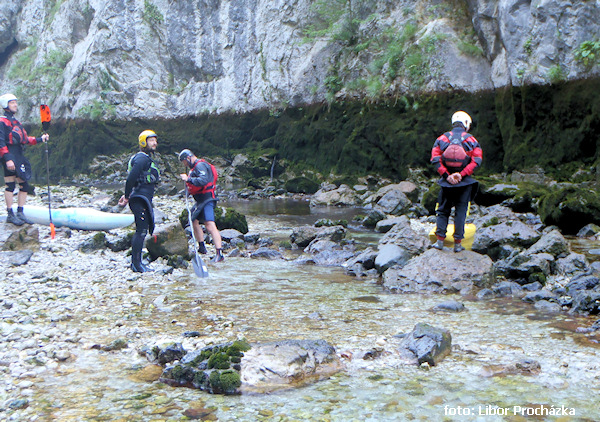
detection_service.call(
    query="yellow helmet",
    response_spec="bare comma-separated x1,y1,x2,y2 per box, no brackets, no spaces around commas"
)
138,130,157,148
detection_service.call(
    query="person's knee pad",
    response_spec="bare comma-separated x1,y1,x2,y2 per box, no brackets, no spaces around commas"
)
18,181,30,193
5,181,16,192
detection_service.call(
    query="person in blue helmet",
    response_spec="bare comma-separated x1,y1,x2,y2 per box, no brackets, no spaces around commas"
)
118,130,160,272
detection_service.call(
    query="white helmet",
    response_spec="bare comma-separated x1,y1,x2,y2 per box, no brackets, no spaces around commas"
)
0,93,17,109
451,110,472,131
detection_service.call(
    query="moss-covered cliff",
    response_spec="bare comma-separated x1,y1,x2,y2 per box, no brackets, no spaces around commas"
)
21,77,600,184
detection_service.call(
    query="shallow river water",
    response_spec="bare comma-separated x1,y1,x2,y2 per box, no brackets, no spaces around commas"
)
3,195,600,421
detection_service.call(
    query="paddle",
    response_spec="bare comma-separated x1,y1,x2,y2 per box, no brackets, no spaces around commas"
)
185,185,209,278
40,104,55,239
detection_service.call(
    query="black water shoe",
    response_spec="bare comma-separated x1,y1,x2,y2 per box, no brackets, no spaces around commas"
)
197,242,208,254
17,211,33,224
7,212,24,226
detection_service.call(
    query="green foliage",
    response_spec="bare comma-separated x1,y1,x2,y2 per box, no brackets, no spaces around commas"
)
302,0,348,42
78,100,116,120
575,39,600,69
547,64,565,84
8,44,72,106
324,72,343,95
8,43,37,80
99,70,120,93
47,0,65,24
524,37,533,56
143,0,164,26
458,41,484,57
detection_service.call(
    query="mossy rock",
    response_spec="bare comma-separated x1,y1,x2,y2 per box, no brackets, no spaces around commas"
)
207,352,230,370
332,176,358,188
528,272,546,285
217,370,242,394
284,176,320,194
215,206,248,234
178,208,189,230
421,183,441,215
314,218,347,228
79,232,107,252
538,185,600,234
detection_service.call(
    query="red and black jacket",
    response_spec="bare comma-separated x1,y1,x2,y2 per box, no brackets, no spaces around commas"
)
431,125,482,181
186,158,218,199
0,111,39,163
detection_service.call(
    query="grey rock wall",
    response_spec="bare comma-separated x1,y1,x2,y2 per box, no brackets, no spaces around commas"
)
0,0,598,122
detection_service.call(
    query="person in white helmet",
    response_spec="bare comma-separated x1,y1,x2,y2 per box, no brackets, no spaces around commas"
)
430,111,482,252
0,94,49,226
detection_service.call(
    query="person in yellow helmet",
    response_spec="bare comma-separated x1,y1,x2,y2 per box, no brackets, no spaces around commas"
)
118,130,160,272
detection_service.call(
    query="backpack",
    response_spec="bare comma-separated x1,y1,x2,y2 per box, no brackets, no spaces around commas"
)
0,115,29,146
186,159,218,197
442,131,470,171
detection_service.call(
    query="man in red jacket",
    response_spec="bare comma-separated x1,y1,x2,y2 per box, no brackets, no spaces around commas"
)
179,149,224,262
430,111,482,252
0,94,49,226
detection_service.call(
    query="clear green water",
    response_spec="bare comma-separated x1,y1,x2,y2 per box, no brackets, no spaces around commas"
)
13,199,600,421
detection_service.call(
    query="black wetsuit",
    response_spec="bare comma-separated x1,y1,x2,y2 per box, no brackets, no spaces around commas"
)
124,151,160,270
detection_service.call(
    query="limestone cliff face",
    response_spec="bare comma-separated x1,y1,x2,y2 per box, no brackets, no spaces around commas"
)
0,0,598,122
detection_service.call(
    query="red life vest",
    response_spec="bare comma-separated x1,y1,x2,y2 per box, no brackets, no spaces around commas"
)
441,131,470,171
186,159,218,197
0,115,31,146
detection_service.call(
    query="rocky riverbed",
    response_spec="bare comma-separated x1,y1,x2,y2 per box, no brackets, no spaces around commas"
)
2,184,600,420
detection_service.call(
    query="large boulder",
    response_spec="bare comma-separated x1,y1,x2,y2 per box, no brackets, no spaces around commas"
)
378,215,429,256
538,185,600,234
494,252,555,281
303,239,355,266
472,220,541,256
343,248,378,276
310,184,358,207
525,229,570,258
0,250,34,266
1,223,40,252
158,339,342,395
146,222,189,260
400,323,452,366
215,206,248,234
382,249,494,294
290,225,346,248
373,188,412,215
284,177,320,194
374,244,411,274
240,340,343,394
